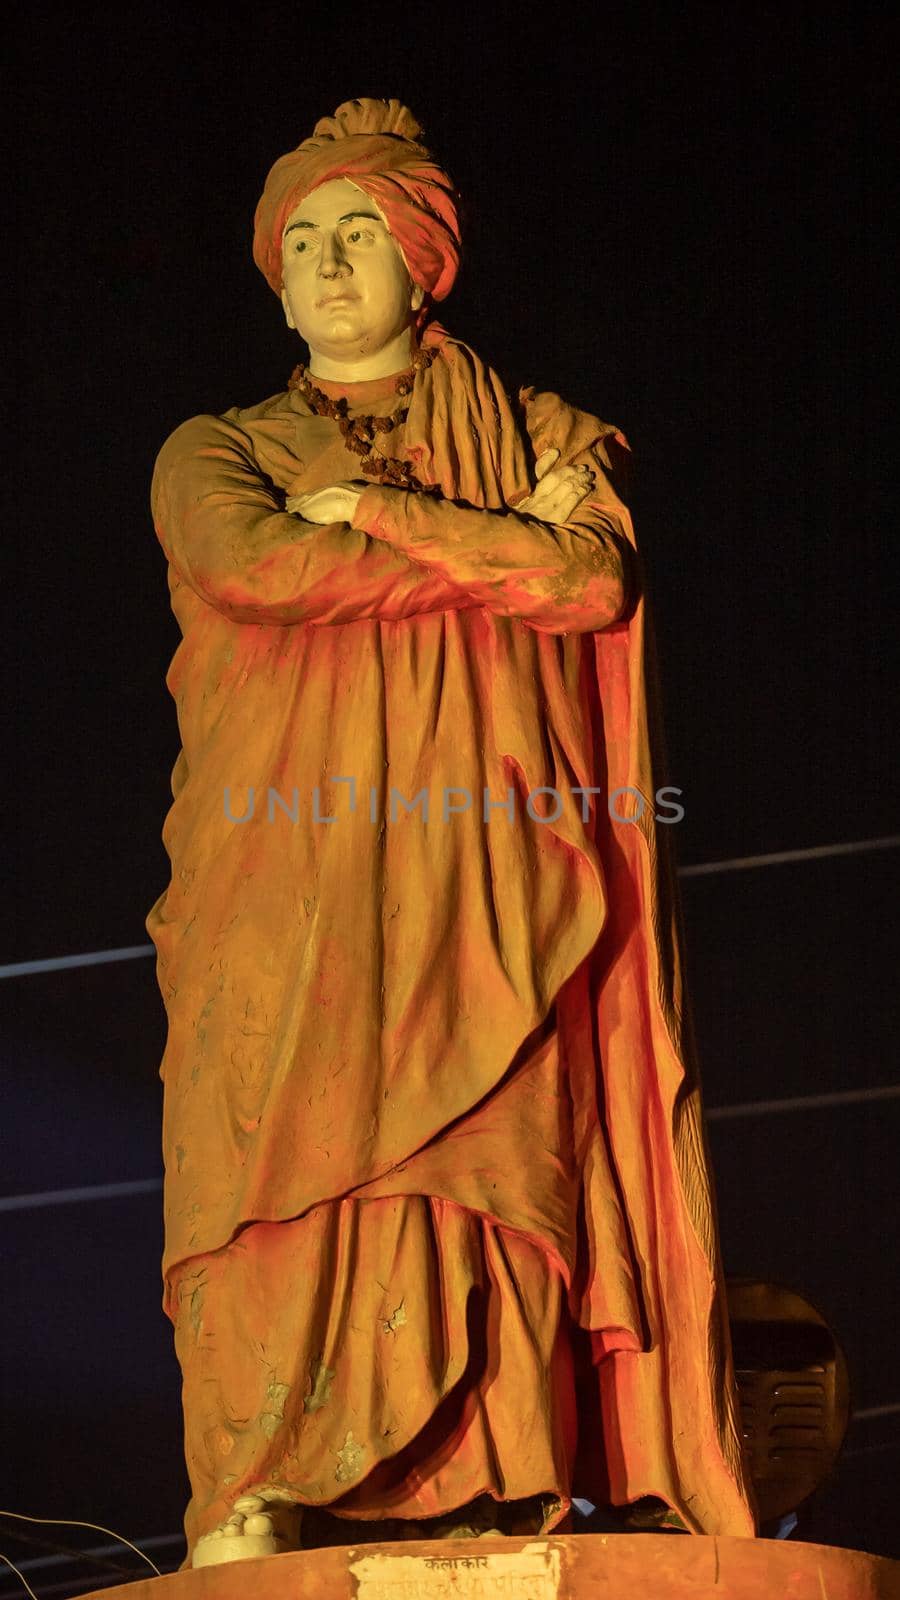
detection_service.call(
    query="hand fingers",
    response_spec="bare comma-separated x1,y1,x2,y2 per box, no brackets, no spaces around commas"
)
286,492,327,520
543,490,588,522
528,465,595,507
534,448,560,481
537,463,594,491
561,463,595,491
529,467,595,518
288,481,360,504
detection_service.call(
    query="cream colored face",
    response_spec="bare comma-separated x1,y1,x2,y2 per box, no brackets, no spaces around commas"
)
280,177,424,365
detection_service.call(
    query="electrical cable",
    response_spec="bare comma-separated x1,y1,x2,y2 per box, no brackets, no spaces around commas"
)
3,832,898,982
0,1524,132,1579
0,1550,40,1600
0,1513,160,1578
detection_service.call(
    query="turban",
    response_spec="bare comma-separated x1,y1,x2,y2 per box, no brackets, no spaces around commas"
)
253,98,461,302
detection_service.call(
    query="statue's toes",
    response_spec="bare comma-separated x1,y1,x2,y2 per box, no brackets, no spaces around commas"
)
242,1512,275,1537
234,1494,267,1514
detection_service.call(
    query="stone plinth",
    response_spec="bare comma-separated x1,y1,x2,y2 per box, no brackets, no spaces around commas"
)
81,1532,899,1600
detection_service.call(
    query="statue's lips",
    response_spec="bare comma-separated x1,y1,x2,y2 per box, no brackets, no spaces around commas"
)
316,293,359,308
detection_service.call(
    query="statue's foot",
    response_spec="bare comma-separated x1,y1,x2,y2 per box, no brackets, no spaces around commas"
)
192,1493,303,1567
420,1493,504,1541
429,1518,494,1539
621,1497,690,1533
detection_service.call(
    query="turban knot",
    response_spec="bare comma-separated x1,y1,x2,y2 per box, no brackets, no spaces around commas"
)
253,98,461,302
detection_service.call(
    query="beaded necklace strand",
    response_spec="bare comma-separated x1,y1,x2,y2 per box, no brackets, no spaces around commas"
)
288,346,437,492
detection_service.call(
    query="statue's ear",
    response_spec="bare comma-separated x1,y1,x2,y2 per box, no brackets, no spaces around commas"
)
281,288,296,330
411,283,425,313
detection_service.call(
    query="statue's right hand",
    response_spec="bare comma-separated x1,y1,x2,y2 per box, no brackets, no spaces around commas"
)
517,449,596,523
286,483,364,523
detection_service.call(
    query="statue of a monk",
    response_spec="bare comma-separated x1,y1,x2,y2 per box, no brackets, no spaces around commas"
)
146,97,756,1567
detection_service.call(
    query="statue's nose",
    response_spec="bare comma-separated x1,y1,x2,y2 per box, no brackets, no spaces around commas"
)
319,233,351,279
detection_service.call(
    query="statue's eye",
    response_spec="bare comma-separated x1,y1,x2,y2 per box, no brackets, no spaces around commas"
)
294,240,308,253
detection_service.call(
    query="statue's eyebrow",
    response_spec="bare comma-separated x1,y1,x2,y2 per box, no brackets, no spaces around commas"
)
283,211,384,237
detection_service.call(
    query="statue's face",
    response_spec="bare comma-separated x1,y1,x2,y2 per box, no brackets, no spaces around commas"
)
280,177,424,362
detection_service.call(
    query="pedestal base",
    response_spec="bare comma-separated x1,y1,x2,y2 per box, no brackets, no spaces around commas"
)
81,1531,899,1600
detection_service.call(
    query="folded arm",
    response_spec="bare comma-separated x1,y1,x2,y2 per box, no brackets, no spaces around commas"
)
150,412,485,626
350,469,630,636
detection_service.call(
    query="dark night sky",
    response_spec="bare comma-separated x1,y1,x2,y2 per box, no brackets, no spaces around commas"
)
5,2,899,1587
11,3,897,960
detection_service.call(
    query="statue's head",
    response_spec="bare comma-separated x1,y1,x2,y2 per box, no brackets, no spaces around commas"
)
253,99,461,366
278,175,425,366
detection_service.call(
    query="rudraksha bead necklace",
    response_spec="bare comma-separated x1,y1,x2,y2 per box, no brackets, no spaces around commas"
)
288,346,437,492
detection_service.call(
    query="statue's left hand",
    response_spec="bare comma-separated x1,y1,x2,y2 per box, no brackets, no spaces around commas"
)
286,482,365,524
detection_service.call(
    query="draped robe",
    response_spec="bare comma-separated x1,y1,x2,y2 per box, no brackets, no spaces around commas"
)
147,323,755,1552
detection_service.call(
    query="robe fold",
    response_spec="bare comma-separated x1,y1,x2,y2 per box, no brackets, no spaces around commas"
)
147,322,755,1549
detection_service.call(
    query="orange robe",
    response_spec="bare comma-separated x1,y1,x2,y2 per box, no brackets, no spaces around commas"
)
147,324,755,1552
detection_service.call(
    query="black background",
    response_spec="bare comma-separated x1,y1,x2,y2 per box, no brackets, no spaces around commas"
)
6,2,899,1590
